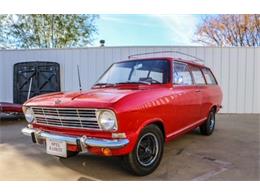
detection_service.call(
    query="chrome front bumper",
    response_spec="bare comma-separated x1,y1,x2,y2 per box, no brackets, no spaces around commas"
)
21,127,129,150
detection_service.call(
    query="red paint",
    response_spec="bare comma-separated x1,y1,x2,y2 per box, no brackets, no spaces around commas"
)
0,102,23,113
24,57,223,156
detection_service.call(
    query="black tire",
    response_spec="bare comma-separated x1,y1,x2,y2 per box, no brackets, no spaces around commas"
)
122,124,164,176
200,108,216,136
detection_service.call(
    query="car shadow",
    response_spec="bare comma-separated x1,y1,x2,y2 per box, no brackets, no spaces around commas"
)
58,154,136,180
57,129,203,180
1,119,218,180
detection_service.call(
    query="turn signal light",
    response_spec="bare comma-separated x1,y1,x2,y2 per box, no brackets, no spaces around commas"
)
112,133,126,139
102,148,112,156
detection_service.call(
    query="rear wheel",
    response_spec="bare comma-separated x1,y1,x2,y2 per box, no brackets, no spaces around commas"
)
122,124,164,176
200,108,216,136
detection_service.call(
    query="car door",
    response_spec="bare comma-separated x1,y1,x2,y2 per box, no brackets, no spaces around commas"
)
190,66,207,122
201,67,219,118
170,62,199,133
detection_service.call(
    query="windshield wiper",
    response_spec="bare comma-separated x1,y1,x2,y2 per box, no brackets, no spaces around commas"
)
93,83,115,87
94,81,151,87
116,81,151,85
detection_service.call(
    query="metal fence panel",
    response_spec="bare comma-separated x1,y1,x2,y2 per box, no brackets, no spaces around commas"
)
0,47,259,113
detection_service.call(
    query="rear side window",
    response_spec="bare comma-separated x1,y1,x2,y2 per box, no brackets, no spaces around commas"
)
202,68,217,85
173,62,193,85
191,67,206,85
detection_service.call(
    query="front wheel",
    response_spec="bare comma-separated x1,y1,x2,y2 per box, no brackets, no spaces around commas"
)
122,124,164,176
200,108,216,136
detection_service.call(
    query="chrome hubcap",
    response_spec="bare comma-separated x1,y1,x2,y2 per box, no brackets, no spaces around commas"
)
136,133,159,167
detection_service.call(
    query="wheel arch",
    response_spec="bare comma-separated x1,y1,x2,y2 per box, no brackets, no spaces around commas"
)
137,118,166,141
210,105,217,113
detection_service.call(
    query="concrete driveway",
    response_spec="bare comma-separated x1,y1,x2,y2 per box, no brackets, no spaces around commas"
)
0,114,259,180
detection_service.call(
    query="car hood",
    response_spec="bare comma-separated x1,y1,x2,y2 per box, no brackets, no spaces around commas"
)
24,88,142,108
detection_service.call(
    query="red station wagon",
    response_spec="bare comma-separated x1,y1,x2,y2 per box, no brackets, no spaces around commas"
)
22,51,223,176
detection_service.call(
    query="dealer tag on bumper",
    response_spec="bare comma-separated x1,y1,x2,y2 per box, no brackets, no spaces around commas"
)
46,138,67,157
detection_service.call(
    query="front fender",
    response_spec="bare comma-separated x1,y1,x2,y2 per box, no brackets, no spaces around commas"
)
124,117,165,153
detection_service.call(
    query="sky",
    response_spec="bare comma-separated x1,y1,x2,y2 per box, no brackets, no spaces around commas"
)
94,14,204,47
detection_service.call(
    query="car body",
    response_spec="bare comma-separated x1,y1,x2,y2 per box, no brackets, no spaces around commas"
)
22,55,223,175
0,102,23,113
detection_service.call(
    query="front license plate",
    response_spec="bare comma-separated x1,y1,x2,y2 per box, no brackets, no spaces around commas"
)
46,138,67,157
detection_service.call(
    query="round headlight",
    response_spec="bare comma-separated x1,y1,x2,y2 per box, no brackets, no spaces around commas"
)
98,110,117,131
24,107,34,123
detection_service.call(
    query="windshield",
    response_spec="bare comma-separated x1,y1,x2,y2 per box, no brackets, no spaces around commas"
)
95,59,170,85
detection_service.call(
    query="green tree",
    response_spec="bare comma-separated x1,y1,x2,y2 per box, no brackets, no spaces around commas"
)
0,15,9,48
195,14,260,46
0,14,98,49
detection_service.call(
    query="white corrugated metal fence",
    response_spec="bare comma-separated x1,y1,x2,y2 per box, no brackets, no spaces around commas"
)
0,46,259,113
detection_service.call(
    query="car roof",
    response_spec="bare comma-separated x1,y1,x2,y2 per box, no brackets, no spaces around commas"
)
116,57,208,69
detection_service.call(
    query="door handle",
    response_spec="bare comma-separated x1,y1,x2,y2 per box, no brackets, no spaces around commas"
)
195,89,201,93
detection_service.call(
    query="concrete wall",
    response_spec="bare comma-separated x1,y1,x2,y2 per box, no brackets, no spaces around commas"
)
0,46,259,113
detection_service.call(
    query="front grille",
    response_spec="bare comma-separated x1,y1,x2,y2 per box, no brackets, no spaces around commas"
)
31,107,100,130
